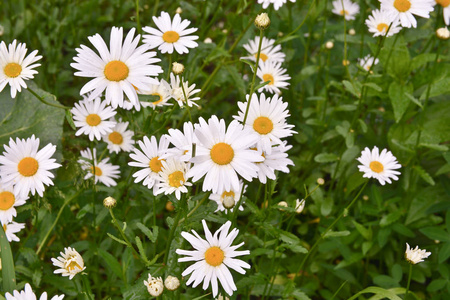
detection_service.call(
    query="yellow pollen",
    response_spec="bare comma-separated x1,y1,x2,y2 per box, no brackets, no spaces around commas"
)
377,23,389,33
0,191,15,210
255,53,269,62
210,143,234,165
149,157,164,173
394,0,411,12
369,161,384,173
90,166,103,176
221,191,235,200
151,93,164,105
168,171,185,188
340,10,349,16
4,63,22,78
66,260,82,272
162,31,180,43
108,131,123,145
86,114,101,126
104,60,129,82
253,116,274,135
262,73,274,85
436,0,450,7
204,246,225,267
18,157,39,177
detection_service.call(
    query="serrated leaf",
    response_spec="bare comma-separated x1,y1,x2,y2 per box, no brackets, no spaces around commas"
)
135,236,149,264
98,248,123,280
342,80,361,98
276,34,300,44
107,233,128,246
314,153,339,163
352,221,371,240
348,287,402,300
363,82,382,92
324,230,350,238
136,222,158,243
413,165,435,186
388,81,413,123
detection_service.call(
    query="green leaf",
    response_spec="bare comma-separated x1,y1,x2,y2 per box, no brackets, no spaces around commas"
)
342,80,361,98
420,77,450,100
254,80,271,91
98,248,124,280
348,287,402,300
0,225,16,292
107,233,128,246
135,236,149,264
419,227,450,242
363,82,382,92
314,153,339,163
225,65,246,96
352,221,372,240
411,53,437,70
413,165,435,186
276,34,300,44
380,210,403,227
136,222,158,243
279,231,301,245
426,279,448,292
404,92,423,108
324,230,350,238
438,242,450,263
65,109,76,130
419,143,449,151
388,81,413,123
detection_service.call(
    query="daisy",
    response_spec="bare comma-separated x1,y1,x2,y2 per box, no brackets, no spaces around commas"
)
5,283,65,300
142,11,199,54
358,55,380,71
254,142,294,184
405,243,431,264
356,146,401,185
169,73,201,108
154,158,192,200
234,93,296,155
0,184,28,225
165,121,196,162
71,27,163,109
331,0,360,20
0,40,42,98
0,135,61,198
128,135,169,190
256,60,291,95
187,116,263,194
102,119,135,153
51,247,86,280
435,0,450,25
380,0,435,28
2,221,25,242
209,180,246,212
241,36,286,63
71,97,117,141
78,148,120,187
257,0,296,10
365,9,402,37
143,274,164,297
139,78,172,109
177,220,250,297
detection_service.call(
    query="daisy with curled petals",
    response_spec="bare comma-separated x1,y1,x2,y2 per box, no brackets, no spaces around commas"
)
357,146,401,185
169,73,200,108
128,135,169,190
405,243,431,264
254,142,294,184
331,0,360,20
102,119,135,154
142,11,199,54
257,0,296,10
154,157,192,200
176,220,251,298
256,60,291,95
209,180,246,213
71,27,163,109
2,221,25,242
0,40,42,98
0,184,28,225
0,135,61,198
51,247,86,280
5,283,64,300
435,0,450,25
187,116,263,194
241,36,286,64
78,148,120,187
234,93,296,155
71,97,117,141
139,78,172,109
365,9,402,37
380,0,434,28
165,121,196,162
358,55,379,71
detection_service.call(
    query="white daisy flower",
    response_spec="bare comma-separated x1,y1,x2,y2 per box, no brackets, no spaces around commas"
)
0,40,42,98
2,221,25,242
143,274,164,297
154,157,192,200
358,54,380,71
365,9,402,37
0,184,28,225
234,93,296,155
5,283,64,300
435,0,450,25
71,27,163,109
241,36,286,63
257,60,291,95
357,146,401,185
102,119,135,153
165,121,197,162
0,135,61,198
139,78,172,109
51,247,86,280
128,135,169,190
78,148,120,187
257,0,296,10
187,116,263,194
209,180,246,212
254,142,294,184
331,0,360,20
71,97,117,141
169,73,201,108
380,0,435,28
176,220,250,298
405,243,431,264
142,11,199,54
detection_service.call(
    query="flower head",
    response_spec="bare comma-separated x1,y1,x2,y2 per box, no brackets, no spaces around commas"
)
331,0,360,20
380,0,435,28
5,283,64,300
241,36,286,64
257,60,291,94
435,0,450,25
169,73,200,108
0,184,28,225
164,275,180,291
209,180,246,212
365,9,402,37
143,274,164,297
405,243,431,264
154,157,192,200
255,13,271,29
138,78,172,109
257,0,296,10
78,148,120,187
51,247,86,280
2,221,25,242
358,55,379,72
357,146,401,185
102,119,135,153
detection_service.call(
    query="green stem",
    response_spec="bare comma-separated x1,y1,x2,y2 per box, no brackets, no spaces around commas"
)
163,196,186,265
330,281,348,300
405,264,413,300
27,87,71,110
152,0,160,19
135,0,141,35
178,74,193,123
108,208,141,260
279,0,316,44
81,274,94,300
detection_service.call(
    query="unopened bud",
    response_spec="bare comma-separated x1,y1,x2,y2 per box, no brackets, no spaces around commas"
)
349,28,356,35
166,201,175,212
103,196,117,208
172,62,184,75
144,274,164,297
204,37,213,44
164,275,180,291
255,13,270,30
222,195,235,209
436,27,450,40
175,7,182,14
278,201,288,210
325,41,334,49
342,59,350,66
295,199,305,213
317,178,325,185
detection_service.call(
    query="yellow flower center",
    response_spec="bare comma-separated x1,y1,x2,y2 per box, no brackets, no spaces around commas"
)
0,191,15,210
4,63,22,78
262,73,274,85
162,31,180,43
65,260,82,272
151,93,164,105
436,0,450,7
394,0,411,12
254,53,269,62
253,116,274,135
221,190,235,200
18,157,39,177
377,23,389,33
90,166,103,176
340,10,349,16
108,131,123,145
86,114,101,126
369,161,384,173
104,60,129,82
210,143,234,165
149,157,164,173
204,246,225,267
168,171,185,188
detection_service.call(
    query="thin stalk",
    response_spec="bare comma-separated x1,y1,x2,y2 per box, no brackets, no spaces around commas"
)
81,275,94,300
27,87,70,110
178,193,209,225
167,54,172,81
135,0,141,35
405,264,413,300
330,281,348,300
279,0,316,44
163,195,186,265
178,74,193,123
152,0,159,19
108,208,142,261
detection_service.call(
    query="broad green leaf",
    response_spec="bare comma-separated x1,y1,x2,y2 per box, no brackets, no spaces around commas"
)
438,242,450,263
380,210,403,227
348,287,402,300
420,77,450,100
342,80,361,98
0,225,16,292
419,227,450,242
413,165,435,186
363,82,382,92
426,279,447,292
98,248,123,280
314,153,339,163
388,81,413,123
352,221,372,240
411,53,437,70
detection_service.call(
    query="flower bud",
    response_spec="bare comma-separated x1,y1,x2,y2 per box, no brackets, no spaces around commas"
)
317,178,325,185
436,27,450,40
164,275,180,291
103,196,117,208
222,195,235,209
175,7,182,14
172,62,185,75
325,41,334,49
278,201,288,210
255,13,270,30
204,37,213,44
144,274,164,297
348,28,356,35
